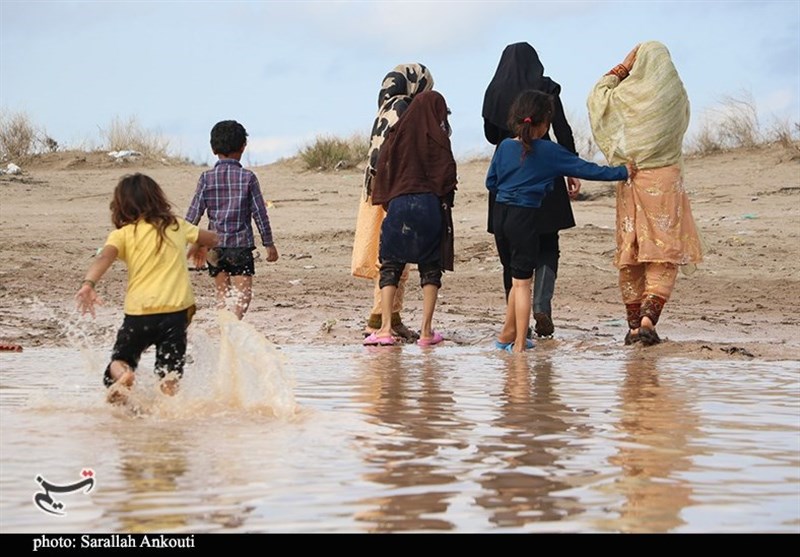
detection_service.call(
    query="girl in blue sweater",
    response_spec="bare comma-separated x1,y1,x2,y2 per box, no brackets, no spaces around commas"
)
487,90,636,352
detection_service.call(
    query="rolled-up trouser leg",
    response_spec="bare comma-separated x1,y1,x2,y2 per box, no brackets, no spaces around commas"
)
379,260,405,289
418,261,442,289
370,264,409,327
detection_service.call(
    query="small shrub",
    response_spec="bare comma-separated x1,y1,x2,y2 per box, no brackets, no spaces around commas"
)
0,111,38,162
767,118,799,148
715,92,760,148
99,116,170,158
688,91,763,156
298,133,368,171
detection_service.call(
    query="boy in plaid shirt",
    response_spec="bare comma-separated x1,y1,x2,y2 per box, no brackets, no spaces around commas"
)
187,120,279,319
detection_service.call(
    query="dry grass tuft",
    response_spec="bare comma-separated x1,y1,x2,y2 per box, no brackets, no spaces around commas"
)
688,91,799,159
99,116,171,159
0,111,56,163
688,91,762,155
298,133,369,171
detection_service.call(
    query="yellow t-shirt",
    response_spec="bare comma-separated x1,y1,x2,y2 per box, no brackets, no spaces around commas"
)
106,218,200,315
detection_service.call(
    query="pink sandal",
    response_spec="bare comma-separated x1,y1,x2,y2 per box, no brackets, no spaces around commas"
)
417,331,444,346
363,333,395,346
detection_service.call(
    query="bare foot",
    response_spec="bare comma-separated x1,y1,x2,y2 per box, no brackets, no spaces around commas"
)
106,370,135,405
511,342,527,353
160,379,180,397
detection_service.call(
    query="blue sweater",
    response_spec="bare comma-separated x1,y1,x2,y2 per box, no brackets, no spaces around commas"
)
486,138,628,208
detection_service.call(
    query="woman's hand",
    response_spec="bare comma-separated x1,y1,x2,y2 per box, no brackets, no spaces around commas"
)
567,177,582,200
622,44,640,72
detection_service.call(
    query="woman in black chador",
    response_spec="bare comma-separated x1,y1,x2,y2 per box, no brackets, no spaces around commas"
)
482,42,581,338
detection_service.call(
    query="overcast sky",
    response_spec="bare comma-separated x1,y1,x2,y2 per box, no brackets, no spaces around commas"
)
1,0,798,164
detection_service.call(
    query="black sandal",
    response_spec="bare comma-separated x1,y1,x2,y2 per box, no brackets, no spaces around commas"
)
624,330,640,345
639,327,661,346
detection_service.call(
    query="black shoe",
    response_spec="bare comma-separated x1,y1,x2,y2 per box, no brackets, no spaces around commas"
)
533,313,554,337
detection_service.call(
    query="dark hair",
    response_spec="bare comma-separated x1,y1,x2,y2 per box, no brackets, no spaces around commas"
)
210,120,248,156
507,90,554,155
110,173,178,252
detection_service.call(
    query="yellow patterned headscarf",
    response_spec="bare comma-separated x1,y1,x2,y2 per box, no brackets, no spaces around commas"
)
587,41,690,169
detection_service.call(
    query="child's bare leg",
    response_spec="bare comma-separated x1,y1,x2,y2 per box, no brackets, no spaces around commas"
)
107,360,135,404
214,272,231,310
376,285,396,338
511,278,532,352
230,275,253,320
498,287,517,344
419,284,439,340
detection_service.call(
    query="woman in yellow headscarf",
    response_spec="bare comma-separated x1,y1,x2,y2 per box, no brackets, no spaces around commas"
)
587,41,703,346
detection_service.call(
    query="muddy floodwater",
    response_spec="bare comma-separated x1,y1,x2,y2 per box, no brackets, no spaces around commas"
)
1,321,798,533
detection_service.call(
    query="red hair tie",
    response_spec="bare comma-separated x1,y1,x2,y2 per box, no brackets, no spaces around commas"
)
523,117,532,124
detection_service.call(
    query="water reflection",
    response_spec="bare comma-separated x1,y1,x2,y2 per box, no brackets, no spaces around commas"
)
354,349,469,532
472,354,584,527
104,422,190,532
602,356,699,532
2,347,797,533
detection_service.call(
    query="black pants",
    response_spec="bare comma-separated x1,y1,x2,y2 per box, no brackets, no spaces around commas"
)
493,202,539,289
103,308,192,387
502,232,559,305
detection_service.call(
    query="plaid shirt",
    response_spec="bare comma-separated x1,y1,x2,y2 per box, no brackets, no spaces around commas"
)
186,159,274,248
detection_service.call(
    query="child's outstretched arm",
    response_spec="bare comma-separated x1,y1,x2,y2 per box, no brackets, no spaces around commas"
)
75,245,118,318
187,229,218,268
550,143,630,183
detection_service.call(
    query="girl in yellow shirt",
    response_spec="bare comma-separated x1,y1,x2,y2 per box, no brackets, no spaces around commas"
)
76,173,217,403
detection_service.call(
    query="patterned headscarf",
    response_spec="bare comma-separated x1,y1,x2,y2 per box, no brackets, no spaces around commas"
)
587,41,690,169
363,63,434,198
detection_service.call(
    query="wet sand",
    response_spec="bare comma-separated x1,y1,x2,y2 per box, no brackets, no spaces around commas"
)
0,145,798,360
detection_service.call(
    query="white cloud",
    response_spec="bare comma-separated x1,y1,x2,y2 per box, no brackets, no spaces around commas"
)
293,1,595,54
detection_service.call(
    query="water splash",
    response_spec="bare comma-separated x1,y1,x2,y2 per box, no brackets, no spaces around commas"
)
20,300,296,420
205,310,295,418
116,310,296,420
